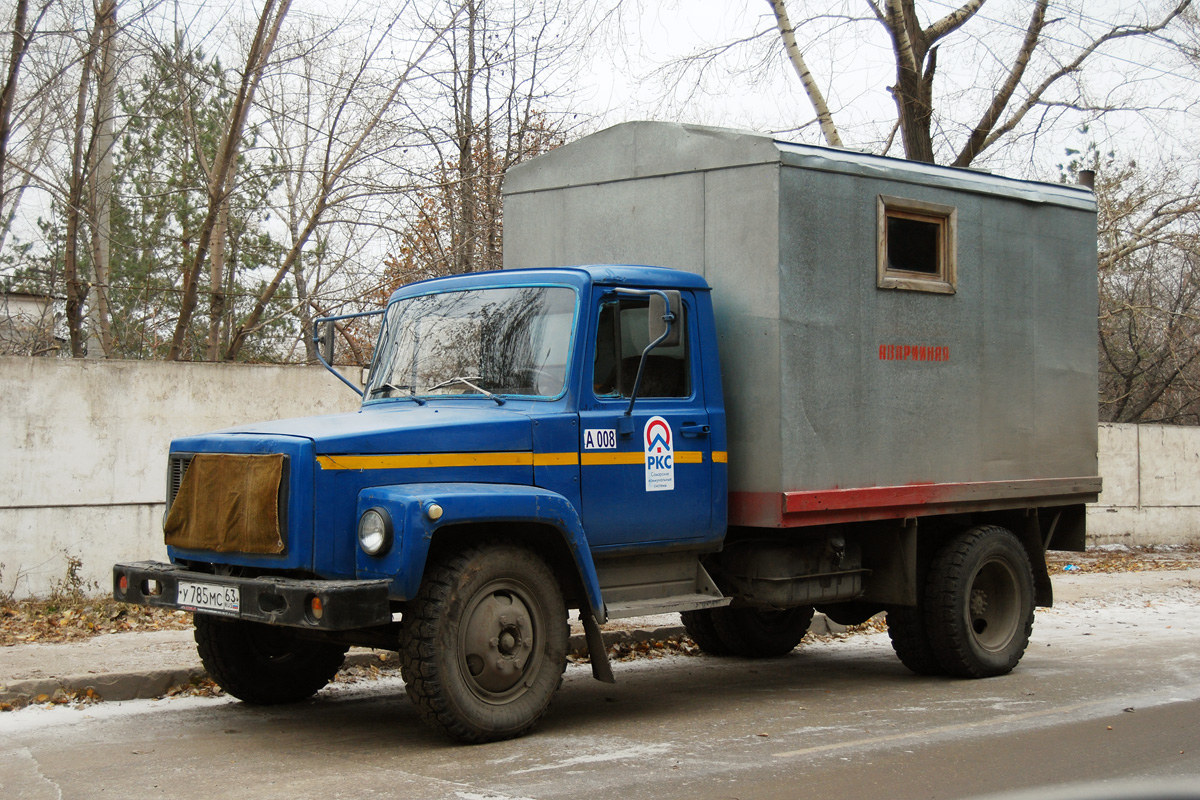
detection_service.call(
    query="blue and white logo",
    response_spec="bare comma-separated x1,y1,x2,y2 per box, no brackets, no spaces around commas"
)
643,416,674,492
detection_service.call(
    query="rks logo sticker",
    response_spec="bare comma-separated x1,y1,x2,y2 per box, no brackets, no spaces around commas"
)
643,416,674,492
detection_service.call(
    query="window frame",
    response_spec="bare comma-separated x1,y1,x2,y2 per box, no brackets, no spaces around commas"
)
591,295,691,401
876,195,958,295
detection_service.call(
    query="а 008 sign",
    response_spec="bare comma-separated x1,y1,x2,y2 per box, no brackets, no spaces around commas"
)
644,416,674,492
584,429,617,450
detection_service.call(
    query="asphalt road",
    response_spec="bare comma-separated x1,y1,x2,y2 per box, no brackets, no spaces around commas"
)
4,582,1200,800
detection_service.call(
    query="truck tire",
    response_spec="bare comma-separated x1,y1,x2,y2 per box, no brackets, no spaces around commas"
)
923,526,1035,678
680,608,732,655
400,542,568,743
885,604,945,676
193,614,348,704
710,605,815,658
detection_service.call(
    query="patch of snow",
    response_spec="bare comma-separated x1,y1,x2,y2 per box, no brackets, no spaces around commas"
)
0,692,237,736
509,741,673,774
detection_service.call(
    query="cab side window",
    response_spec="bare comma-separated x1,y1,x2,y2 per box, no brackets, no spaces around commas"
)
593,298,689,398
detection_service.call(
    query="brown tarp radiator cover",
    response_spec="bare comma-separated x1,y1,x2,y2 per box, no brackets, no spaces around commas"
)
164,453,285,554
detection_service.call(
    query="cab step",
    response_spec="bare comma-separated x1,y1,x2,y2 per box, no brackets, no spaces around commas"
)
595,550,728,621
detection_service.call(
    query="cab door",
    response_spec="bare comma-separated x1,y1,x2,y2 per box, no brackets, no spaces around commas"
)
577,291,713,551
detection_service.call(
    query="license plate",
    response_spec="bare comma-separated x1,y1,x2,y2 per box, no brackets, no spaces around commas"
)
177,580,241,616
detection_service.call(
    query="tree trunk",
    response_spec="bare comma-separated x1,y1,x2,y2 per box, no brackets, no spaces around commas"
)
293,251,317,364
205,161,235,361
883,0,936,163
167,0,291,360
87,0,118,358
0,0,29,232
769,0,842,148
454,0,478,275
64,11,103,358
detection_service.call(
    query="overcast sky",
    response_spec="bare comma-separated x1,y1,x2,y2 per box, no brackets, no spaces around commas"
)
572,1,1199,178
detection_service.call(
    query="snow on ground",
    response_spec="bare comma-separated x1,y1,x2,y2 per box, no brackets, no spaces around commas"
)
2,569,1197,735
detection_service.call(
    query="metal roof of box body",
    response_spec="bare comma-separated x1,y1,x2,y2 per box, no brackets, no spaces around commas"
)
503,121,1099,501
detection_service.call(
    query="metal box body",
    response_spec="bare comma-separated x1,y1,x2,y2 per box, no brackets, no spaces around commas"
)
503,122,1099,524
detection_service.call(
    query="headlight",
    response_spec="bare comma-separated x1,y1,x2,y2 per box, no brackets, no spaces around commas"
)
358,508,393,556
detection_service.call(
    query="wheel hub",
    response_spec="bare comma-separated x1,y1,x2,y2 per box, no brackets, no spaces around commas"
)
970,588,988,620
461,589,536,696
968,558,1019,651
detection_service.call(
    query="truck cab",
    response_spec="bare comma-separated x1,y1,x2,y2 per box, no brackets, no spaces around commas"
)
116,265,733,742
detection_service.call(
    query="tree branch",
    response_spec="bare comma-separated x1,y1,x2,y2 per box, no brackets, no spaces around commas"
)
952,0,1047,167
923,0,986,43
769,0,842,147
969,0,1192,163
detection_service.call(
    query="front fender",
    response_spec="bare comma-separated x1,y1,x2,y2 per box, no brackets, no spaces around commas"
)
353,482,605,622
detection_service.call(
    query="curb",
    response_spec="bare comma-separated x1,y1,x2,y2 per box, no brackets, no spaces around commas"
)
0,615,848,708
0,667,209,708
0,625,687,709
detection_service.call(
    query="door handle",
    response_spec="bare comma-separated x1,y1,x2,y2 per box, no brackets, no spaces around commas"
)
681,423,710,438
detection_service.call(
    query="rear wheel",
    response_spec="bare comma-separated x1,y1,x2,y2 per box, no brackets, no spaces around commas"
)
194,615,347,704
710,605,814,658
680,608,732,655
400,542,568,743
924,526,1035,678
885,603,945,676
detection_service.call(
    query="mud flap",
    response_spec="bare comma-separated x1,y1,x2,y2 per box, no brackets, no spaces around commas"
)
581,609,615,683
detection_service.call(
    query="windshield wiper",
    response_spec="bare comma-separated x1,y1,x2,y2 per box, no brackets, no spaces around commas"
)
426,375,505,405
368,382,426,405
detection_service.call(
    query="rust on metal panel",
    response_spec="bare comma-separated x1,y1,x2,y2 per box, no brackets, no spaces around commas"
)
729,476,1103,528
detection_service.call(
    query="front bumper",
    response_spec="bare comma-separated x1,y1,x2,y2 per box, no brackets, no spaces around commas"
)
113,561,391,630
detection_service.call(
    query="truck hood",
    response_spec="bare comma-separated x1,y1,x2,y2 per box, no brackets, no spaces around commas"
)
222,404,533,455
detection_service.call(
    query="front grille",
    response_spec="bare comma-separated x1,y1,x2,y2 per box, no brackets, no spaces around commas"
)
163,452,291,555
167,453,195,511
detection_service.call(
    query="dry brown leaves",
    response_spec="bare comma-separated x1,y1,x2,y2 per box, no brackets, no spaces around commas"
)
0,599,192,647
158,677,225,699
0,687,104,712
1046,544,1200,574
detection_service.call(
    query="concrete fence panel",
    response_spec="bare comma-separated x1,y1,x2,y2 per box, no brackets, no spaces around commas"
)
1087,423,1200,547
1,357,360,597
1,360,1197,599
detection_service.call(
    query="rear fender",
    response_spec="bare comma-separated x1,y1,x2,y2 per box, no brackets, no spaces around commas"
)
353,482,604,622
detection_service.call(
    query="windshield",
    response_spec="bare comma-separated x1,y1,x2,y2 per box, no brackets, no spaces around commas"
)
366,285,577,400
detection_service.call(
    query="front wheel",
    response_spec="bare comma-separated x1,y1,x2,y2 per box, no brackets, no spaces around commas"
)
194,615,348,704
400,542,568,743
924,525,1035,678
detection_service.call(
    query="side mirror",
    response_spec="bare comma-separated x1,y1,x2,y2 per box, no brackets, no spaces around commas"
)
648,290,681,348
312,308,385,398
317,319,336,365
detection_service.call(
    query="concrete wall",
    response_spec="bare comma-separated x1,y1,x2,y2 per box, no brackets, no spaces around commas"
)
1087,423,1200,547
0,358,1195,598
0,357,361,598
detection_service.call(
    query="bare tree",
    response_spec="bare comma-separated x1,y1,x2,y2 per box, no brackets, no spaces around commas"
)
768,0,841,148
2,0,164,357
646,1,1194,166
1078,151,1200,423
0,0,54,252
86,0,118,357
62,0,116,357
391,0,577,284
166,0,291,360
1091,9,1200,423
220,2,466,361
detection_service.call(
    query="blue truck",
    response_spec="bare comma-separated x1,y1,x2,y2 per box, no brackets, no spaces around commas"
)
114,123,1102,743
